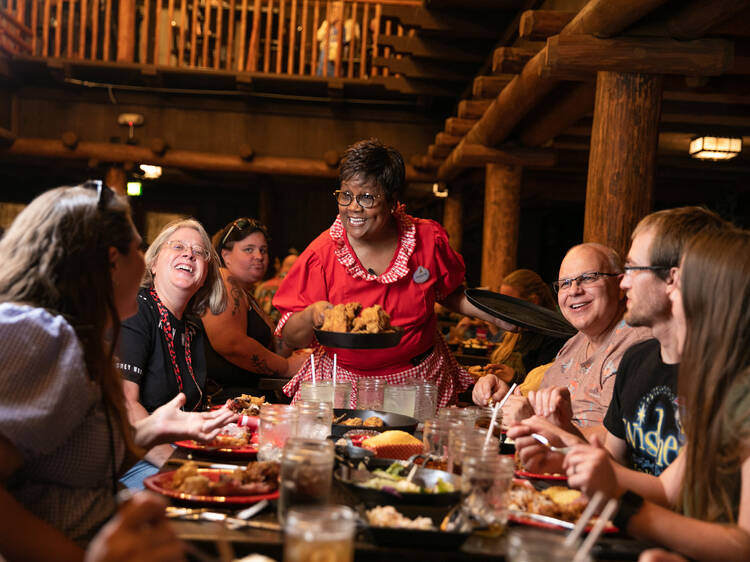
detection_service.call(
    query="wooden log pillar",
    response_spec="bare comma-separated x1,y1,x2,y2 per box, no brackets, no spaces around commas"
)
481,163,521,291
583,71,662,258
117,0,136,62
105,166,127,195
442,190,462,253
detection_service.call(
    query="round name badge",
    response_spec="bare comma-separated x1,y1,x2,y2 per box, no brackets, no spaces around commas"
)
413,266,430,284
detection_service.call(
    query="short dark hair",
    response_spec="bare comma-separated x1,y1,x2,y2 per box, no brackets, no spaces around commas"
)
339,138,405,204
632,206,728,279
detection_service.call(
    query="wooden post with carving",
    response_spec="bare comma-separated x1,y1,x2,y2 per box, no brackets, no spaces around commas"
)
482,163,521,291
583,71,662,258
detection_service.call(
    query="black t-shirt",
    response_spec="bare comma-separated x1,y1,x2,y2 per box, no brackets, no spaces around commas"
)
603,338,682,475
118,288,207,412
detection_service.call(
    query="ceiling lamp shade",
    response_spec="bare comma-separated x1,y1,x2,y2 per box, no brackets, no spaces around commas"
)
689,136,742,161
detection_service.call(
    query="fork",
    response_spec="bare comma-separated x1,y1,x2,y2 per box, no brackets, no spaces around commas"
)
531,433,571,455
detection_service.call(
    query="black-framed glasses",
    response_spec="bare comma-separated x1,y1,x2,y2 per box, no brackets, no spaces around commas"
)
333,190,382,209
553,271,619,293
82,179,114,210
623,265,671,276
165,240,211,261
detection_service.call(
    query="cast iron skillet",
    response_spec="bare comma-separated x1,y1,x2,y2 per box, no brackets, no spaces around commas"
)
465,288,577,338
331,408,418,437
314,327,404,349
334,464,462,508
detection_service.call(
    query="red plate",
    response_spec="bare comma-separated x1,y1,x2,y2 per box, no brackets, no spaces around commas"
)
514,469,568,482
508,511,618,534
144,469,279,505
174,435,258,458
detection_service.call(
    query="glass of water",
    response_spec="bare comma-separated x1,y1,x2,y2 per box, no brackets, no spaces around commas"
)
382,383,417,417
295,400,333,440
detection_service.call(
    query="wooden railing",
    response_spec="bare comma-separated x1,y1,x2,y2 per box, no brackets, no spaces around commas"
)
0,0,419,78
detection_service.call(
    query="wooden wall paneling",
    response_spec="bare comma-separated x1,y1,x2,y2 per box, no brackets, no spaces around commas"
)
214,0,223,69
263,0,273,72
583,71,662,259
287,0,298,74
482,162,521,290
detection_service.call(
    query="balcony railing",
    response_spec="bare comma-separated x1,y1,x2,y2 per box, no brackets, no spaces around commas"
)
0,0,419,79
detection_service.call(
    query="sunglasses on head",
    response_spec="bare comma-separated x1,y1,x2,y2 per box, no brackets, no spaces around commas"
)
219,218,264,250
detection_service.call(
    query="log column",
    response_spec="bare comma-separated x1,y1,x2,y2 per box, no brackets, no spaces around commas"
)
481,163,521,290
443,190,462,253
583,71,662,258
105,166,127,195
117,0,136,62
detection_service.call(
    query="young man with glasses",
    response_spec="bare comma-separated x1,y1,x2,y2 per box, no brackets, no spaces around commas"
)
508,207,727,478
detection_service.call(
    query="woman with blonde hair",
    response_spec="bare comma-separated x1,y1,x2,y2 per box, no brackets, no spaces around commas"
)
119,218,227,487
565,228,750,561
0,183,231,560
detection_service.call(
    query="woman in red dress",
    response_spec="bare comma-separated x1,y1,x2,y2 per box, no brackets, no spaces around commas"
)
273,138,513,407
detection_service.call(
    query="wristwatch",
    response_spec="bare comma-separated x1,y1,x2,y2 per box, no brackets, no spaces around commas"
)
613,491,644,531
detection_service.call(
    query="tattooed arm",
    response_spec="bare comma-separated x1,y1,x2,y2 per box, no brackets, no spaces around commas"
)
202,270,289,376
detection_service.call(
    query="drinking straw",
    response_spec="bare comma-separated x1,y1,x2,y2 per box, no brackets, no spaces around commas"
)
333,353,338,386
573,497,619,562
311,354,316,384
565,491,604,547
484,382,517,445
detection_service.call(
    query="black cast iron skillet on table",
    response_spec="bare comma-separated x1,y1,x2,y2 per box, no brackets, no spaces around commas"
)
331,408,418,438
465,288,577,338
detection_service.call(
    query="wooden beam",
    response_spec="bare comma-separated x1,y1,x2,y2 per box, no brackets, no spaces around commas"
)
472,75,513,98
455,143,556,168
445,117,476,136
667,0,750,40
546,35,733,77
380,5,505,38
428,143,453,159
436,132,462,147
439,0,671,181
457,99,491,119
519,10,575,40
376,36,484,63
482,163,521,290
0,137,435,181
584,71,662,258
519,82,595,147
492,47,539,74
372,56,471,81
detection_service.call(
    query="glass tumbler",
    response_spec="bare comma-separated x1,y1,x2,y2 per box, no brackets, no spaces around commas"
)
413,382,438,422
357,378,385,410
278,438,335,524
299,381,334,404
295,400,333,440
422,418,451,471
283,505,356,562
257,404,298,462
505,527,589,562
382,383,417,417
448,426,499,475
461,454,514,534
332,381,354,409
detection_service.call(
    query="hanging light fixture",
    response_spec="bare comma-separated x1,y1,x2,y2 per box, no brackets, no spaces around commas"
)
689,136,742,161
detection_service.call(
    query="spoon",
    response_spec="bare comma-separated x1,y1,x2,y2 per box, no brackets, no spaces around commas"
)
531,433,571,455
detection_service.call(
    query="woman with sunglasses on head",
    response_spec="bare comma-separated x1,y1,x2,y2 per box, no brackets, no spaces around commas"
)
0,184,231,561
563,228,750,561
202,218,308,403
273,138,514,406
118,218,228,488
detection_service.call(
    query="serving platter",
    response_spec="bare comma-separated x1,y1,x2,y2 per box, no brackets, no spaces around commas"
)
173,439,258,459
465,289,577,338
332,408,418,438
314,327,404,349
144,469,279,506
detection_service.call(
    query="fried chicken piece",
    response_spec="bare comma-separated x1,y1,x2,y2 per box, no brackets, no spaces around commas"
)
179,475,211,495
321,303,361,332
341,417,364,426
242,461,281,485
171,461,199,489
351,305,393,334
363,416,384,427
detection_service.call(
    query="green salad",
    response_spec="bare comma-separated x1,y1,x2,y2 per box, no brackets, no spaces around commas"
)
361,463,455,494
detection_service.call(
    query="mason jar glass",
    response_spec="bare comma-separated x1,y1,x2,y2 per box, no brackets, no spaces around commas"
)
257,403,297,462
295,400,333,440
356,378,385,410
278,438,335,524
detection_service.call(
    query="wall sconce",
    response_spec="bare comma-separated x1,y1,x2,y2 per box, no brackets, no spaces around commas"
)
689,136,742,161
433,182,449,198
139,164,162,179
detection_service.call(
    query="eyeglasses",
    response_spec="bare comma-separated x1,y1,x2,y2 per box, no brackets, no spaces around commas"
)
333,190,383,209
219,217,262,250
82,179,114,210
553,271,619,293
623,265,671,276
165,240,211,261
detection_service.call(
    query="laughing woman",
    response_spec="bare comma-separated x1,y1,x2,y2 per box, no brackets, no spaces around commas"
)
118,218,226,487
